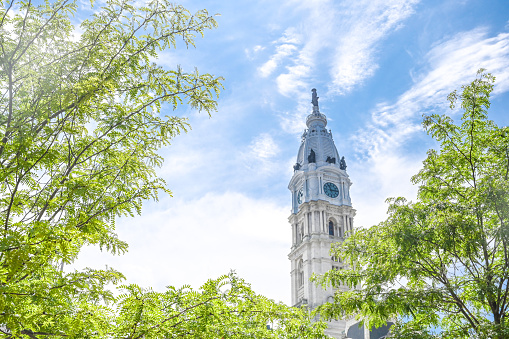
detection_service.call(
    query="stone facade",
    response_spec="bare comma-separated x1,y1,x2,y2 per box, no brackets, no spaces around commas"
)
288,90,355,338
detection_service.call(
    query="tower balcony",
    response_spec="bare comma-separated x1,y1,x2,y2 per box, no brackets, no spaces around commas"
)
306,112,327,127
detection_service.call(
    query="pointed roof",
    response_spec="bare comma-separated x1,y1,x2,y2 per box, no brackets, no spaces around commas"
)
296,89,340,168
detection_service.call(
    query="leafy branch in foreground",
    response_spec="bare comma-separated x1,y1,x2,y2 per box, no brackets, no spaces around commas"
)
113,273,327,339
0,0,326,337
313,69,509,339
0,0,221,331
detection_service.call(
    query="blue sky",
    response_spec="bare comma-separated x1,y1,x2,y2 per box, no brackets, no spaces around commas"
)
75,0,509,305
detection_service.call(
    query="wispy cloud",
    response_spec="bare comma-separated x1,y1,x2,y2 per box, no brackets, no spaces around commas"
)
274,0,336,98
278,102,309,134
239,133,286,176
329,0,419,95
258,0,420,133
258,28,301,77
259,44,299,78
248,133,280,159
351,28,509,229
355,27,509,160
245,45,266,60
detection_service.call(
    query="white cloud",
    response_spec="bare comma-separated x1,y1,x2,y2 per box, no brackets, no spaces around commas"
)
245,45,266,60
254,45,265,53
259,44,298,77
355,27,509,160
276,65,311,98
73,192,293,304
278,101,309,134
274,5,334,98
156,94,258,194
150,50,180,69
238,133,287,177
349,151,424,229
329,0,419,95
258,28,301,77
350,27,509,228
258,0,420,133
248,133,280,159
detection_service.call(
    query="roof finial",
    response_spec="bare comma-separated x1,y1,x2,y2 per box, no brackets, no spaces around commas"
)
311,88,319,107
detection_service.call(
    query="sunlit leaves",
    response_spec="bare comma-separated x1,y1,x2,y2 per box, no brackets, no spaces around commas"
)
0,0,225,336
0,1,327,337
314,71,509,338
112,273,327,339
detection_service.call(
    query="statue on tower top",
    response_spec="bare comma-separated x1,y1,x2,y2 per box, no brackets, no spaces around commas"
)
339,156,347,170
311,88,319,107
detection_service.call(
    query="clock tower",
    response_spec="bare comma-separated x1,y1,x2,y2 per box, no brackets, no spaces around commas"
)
288,89,355,338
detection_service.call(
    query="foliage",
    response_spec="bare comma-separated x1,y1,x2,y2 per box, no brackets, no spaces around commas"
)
0,0,326,337
112,272,327,339
313,70,509,338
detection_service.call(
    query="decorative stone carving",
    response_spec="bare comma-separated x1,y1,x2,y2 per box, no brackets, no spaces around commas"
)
339,156,347,170
308,149,316,163
311,88,319,106
326,205,341,213
301,130,307,142
326,156,336,164
293,163,301,171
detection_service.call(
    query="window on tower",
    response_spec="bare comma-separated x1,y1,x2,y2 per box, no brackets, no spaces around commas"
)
332,266,343,286
331,256,342,263
328,220,334,236
297,259,304,288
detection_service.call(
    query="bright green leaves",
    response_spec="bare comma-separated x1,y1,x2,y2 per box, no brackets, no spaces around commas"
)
113,273,327,339
0,1,326,338
314,70,509,338
0,0,224,337
1,266,123,338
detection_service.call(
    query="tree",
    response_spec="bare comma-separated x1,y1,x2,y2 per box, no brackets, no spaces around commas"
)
313,70,509,338
112,272,326,339
0,0,327,337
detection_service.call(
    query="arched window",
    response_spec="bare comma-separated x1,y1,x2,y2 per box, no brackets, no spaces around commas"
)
328,220,334,236
298,259,304,287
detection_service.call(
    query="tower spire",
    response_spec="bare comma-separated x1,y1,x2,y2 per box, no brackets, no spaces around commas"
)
306,88,327,128
311,88,319,107
289,88,354,338
311,88,320,114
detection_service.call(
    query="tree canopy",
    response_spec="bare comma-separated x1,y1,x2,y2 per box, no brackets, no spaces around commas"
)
314,70,509,339
0,0,327,337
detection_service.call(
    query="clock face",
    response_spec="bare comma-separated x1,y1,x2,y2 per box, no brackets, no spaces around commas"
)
324,182,339,198
297,189,303,204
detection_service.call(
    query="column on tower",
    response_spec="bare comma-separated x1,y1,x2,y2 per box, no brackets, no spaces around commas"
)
314,210,317,234
303,212,308,237
319,210,323,234
290,259,298,306
322,211,326,233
